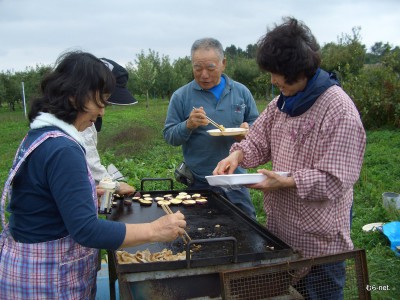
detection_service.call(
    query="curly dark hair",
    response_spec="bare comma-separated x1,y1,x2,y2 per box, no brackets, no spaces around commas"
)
256,17,321,84
28,51,115,124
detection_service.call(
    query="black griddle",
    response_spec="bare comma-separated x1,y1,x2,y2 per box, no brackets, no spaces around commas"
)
108,180,294,273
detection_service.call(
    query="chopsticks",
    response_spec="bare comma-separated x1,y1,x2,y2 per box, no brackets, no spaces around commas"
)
192,107,225,132
161,204,192,244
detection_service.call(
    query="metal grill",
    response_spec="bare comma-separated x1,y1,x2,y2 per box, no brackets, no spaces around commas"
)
220,249,370,300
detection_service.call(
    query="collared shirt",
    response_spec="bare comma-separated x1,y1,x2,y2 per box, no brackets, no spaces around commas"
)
163,74,259,182
232,85,366,258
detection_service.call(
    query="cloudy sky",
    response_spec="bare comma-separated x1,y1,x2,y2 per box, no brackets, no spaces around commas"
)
1,0,399,72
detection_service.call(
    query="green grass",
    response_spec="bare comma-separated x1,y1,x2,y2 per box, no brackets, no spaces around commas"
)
1,99,399,299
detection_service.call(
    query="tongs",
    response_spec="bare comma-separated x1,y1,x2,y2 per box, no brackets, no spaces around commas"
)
192,107,225,132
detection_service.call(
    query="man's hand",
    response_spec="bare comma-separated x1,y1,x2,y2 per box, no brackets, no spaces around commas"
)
187,106,209,130
234,122,250,141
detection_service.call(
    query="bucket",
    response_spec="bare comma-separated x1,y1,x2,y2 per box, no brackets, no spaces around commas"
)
382,192,400,210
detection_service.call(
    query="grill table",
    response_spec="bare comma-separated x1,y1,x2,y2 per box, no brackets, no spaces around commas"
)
106,180,297,299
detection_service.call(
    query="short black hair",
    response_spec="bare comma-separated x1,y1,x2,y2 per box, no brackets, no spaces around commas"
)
256,17,321,84
28,50,115,124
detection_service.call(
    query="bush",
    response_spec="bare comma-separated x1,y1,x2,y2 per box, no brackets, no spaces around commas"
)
344,65,400,129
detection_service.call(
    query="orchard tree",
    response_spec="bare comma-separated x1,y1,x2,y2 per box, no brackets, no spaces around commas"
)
157,55,175,99
132,51,157,108
172,57,193,91
382,46,400,74
321,26,366,80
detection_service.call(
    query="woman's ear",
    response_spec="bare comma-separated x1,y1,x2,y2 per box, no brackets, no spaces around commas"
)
69,96,78,109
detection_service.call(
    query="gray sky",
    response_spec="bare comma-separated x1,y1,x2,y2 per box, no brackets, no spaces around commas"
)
1,0,399,72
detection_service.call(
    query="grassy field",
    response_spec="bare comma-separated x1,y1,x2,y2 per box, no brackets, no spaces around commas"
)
1,99,399,299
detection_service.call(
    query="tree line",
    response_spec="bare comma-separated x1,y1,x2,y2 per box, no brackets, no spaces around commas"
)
1,27,399,129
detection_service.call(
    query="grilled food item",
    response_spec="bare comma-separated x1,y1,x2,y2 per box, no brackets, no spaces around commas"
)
124,199,133,206
182,199,196,206
157,200,171,206
139,199,152,206
195,198,208,205
116,249,187,264
169,198,183,205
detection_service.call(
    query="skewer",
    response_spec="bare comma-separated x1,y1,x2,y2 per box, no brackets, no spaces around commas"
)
161,204,192,243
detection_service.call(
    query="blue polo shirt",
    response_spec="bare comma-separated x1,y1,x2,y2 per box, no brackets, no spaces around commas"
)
163,74,259,183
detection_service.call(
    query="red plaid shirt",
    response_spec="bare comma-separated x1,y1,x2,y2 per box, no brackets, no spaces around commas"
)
232,86,366,258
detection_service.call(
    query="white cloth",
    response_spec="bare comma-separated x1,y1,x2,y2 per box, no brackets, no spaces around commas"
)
80,124,110,182
30,112,84,147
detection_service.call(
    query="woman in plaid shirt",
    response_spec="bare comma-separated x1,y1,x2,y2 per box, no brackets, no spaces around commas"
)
214,17,366,299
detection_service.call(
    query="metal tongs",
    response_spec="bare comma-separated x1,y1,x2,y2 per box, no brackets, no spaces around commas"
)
192,107,225,132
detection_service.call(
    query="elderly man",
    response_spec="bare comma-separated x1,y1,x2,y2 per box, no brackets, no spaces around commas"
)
163,37,259,218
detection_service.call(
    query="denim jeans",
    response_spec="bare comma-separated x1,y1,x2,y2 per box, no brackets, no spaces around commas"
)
188,179,256,219
293,261,346,300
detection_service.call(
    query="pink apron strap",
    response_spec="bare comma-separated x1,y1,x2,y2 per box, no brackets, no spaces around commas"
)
1,130,97,227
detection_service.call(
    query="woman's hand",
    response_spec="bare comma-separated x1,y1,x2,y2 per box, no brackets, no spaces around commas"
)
213,150,243,175
117,182,136,196
149,211,187,242
96,186,105,197
246,169,296,192
121,211,187,248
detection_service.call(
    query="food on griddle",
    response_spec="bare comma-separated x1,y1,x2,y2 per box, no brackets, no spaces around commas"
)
124,199,133,206
157,200,171,206
169,198,183,205
113,193,124,199
139,199,152,206
182,200,196,206
195,198,208,205
176,194,190,200
130,192,209,208
116,249,187,264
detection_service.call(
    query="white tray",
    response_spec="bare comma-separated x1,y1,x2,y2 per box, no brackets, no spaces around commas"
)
207,128,248,136
206,172,289,187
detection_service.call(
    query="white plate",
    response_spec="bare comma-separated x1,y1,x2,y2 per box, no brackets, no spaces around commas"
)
207,128,248,136
206,172,289,187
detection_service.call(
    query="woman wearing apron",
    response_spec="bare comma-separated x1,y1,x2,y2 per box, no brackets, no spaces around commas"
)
0,51,186,299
